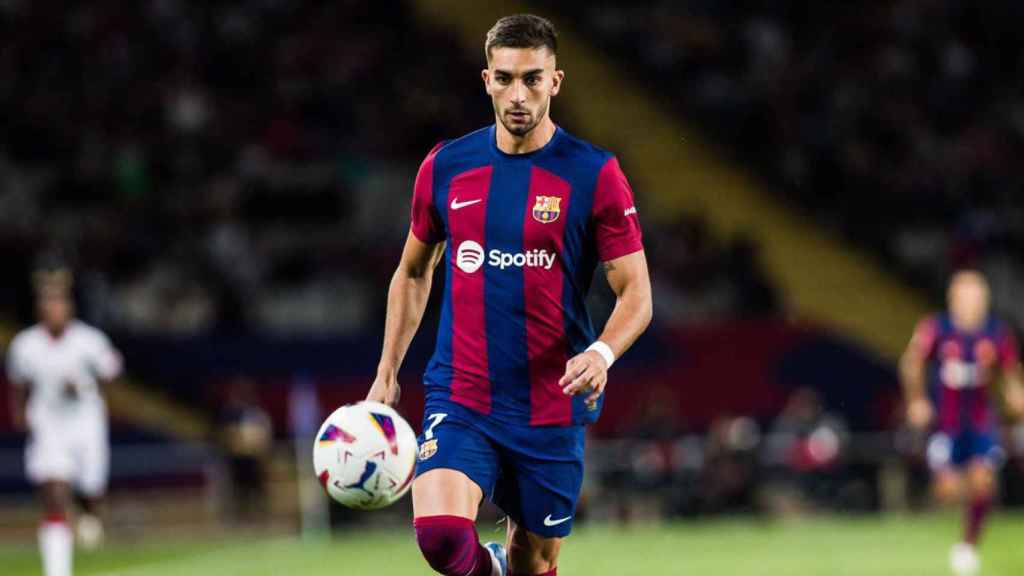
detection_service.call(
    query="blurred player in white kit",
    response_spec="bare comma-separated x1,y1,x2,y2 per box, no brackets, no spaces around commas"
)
6,266,123,576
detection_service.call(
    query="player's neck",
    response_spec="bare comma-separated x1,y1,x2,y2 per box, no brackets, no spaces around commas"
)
44,324,68,340
952,317,984,333
494,117,556,155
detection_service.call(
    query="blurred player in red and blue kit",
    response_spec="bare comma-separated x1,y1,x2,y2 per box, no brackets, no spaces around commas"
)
901,270,1024,576
365,14,652,576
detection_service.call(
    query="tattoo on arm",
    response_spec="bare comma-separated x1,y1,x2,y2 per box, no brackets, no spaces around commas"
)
603,261,617,272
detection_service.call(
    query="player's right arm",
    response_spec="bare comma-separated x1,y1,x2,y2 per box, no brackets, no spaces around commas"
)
367,144,447,407
6,336,29,432
996,326,1024,419
900,317,937,429
7,383,27,432
366,233,444,406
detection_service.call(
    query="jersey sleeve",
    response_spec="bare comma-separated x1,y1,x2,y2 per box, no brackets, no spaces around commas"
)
88,330,123,382
908,316,939,360
997,325,1020,371
592,156,643,262
409,142,446,244
5,337,29,387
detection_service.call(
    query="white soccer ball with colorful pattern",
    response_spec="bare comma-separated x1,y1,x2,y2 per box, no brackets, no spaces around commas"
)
313,401,418,510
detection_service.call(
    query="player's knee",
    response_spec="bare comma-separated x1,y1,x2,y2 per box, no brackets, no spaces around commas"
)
967,465,996,499
39,482,71,516
934,481,960,505
414,515,479,575
508,525,560,574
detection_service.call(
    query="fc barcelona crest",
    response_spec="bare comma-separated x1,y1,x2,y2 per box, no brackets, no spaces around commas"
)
532,196,561,224
418,439,438,461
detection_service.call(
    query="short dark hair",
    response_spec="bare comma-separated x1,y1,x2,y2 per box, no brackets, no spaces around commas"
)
485,14,557,60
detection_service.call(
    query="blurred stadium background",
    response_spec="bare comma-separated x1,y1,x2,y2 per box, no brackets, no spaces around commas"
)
3,0,1024,574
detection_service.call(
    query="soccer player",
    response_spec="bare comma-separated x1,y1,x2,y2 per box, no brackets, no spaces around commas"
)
365,14,652,576
6,266,123,576
901,270,1024,576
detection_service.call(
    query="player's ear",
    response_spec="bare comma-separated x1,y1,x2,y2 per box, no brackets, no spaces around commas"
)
550,69,564,97
481,69,491,95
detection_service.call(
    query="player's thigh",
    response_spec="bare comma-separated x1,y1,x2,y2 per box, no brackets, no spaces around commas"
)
506,517,562,574
75,417,110,498
493,426,584,539
25,422,76,488
933,468,964,504
413,469,484,519
412,409,498,520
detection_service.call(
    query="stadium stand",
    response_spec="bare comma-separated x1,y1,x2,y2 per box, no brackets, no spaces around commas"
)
0,0,777,337
563,0,1024,331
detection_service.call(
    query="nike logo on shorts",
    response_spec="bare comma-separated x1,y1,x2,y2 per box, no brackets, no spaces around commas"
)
450,198,482,210
543,514,572,527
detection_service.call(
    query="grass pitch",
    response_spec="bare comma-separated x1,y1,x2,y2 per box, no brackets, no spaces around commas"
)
3,513,1023,575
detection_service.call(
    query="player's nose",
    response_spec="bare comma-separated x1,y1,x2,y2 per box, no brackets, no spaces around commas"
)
511,80,527,103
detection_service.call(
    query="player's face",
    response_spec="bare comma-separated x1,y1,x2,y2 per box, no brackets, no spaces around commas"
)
38,291,72,331
483,47,563,137
948,272,990,330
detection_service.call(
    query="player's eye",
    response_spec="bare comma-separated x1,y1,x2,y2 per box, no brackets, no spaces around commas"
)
525,76,540,86
496,75,511,85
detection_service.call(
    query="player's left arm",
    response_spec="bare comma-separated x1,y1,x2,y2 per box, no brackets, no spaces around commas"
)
997,328,1024,419
560,250,652,407
561,156,651,407
89,330,124,389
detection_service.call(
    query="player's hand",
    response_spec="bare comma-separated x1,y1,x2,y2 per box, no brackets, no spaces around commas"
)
10,410,26,433
906,397,933,430
559,350,609,410
366,371,401,407
1006,386,1024,420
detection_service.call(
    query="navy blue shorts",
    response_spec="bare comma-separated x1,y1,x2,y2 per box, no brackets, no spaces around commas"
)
414,399,585,538
927,429,1004,471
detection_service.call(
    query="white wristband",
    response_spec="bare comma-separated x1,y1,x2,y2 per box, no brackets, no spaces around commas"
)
586,341,615,369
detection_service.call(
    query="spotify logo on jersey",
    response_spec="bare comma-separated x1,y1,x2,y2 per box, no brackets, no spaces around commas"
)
455,240,557,273
455,241,485,273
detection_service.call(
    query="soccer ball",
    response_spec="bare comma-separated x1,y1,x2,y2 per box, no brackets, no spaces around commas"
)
313,401,418,510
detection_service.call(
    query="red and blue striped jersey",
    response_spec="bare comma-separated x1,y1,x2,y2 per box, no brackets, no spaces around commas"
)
410,125,643,427
909,313,1019,432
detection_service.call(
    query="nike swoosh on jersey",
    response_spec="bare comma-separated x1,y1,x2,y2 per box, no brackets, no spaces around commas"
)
542,514,572,527
450,198,482,210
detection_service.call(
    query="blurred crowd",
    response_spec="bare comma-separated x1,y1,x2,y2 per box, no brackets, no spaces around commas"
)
645,215,779,325
595,385,1024,519
1,0,483,334
595,386,864,519
572,0,1024,327
0,0,781,336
